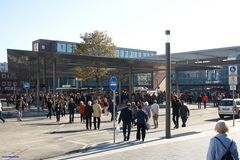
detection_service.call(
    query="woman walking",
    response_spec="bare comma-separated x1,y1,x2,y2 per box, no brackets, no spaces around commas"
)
207,120,239,160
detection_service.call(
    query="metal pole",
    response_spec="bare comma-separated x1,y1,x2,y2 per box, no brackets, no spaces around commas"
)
53,58,56,94
233,89,235,126
129,69,132,101
37,54,40,112
165,30,171,138
175,70,179,96
113,91,116,143
119,80,121,106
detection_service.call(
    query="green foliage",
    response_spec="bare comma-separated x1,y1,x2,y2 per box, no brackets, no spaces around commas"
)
76,30,116,57
75,30,116,94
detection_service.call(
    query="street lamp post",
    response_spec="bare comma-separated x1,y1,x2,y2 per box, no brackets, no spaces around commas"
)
165,30,171,138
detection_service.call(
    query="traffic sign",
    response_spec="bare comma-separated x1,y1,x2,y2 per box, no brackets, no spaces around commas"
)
229,65,238,86
23,82,30,90
110,76,117,91
230,85,236,90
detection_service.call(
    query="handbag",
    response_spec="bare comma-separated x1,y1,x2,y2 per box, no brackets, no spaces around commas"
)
146,123,151,130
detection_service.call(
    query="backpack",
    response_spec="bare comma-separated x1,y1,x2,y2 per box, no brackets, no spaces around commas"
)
215,137,234,160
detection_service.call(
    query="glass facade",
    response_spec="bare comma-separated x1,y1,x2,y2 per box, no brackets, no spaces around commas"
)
134,73,152,86
32,39,157,89
173,65,239,93
115,47,157,58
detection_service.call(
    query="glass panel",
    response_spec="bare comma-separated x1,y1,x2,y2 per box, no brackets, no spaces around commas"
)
220,100,233,106
120,50,124,57
138,52,142,57
134,73,152,86
72,44,77,53
67,44,73,53
57,43,66,53
33,43,39,51
116,50,120,57
134,52,137,58
124,51,129,58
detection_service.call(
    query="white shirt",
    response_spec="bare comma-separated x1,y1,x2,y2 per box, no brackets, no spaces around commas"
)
151,103,159,115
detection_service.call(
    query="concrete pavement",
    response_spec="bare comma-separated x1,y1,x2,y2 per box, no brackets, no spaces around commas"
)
1,103,238,160
48,119,240,160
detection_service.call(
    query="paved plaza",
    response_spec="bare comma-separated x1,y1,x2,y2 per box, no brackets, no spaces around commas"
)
0,104,240,160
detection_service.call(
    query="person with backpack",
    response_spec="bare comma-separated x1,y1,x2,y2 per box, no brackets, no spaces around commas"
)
207,120,239,160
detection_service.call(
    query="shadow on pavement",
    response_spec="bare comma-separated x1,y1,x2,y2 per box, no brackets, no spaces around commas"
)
53,131,201,160
20,117,47,122
170,131,201,139
205,118,220,122
49,129,86,134
204,116,235,122
60,141,147,160
23,122,69,126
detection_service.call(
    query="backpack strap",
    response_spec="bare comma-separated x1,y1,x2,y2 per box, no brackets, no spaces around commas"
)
215,137,233,151
228,140,233,150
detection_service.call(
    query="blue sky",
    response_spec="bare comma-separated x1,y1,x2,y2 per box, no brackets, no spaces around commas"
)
1,0,240,62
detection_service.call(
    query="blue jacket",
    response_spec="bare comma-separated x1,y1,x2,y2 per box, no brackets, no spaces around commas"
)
207,133,239,160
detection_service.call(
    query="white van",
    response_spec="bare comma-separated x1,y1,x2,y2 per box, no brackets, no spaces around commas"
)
218,98,240,119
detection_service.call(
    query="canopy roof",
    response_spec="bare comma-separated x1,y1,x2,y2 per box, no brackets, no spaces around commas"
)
7,46,240,81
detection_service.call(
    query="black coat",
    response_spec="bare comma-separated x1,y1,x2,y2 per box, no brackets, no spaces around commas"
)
118,107,133,123
172,99,181,115
68,102,76,113
135,110,148,124
84,105,93,118
180,104,190,117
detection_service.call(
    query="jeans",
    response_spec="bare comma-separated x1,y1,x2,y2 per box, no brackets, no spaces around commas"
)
17,110,23,121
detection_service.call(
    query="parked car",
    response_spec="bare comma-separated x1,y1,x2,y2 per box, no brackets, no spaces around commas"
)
218,98,240,119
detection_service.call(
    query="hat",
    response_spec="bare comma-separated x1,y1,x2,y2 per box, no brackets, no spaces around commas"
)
88,101,92,106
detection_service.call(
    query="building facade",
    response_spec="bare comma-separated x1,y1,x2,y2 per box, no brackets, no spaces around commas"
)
0,72,19,96
32,39,157,58
172,65,238,96
32,39,157,89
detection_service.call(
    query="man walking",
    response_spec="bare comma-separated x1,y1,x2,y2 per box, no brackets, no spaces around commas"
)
118,102,133,141
68,98,76,123
172,96,181,129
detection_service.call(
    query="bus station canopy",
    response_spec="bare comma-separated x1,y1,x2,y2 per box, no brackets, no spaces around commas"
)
7,46,240,81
